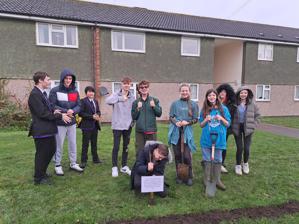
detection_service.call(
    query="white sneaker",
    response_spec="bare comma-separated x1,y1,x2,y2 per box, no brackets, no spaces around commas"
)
242,163,250,174
112,167,118,177
235,165,242,176
70,163,84,172
221,165,228,173
55,165,64,176
120,166,131,176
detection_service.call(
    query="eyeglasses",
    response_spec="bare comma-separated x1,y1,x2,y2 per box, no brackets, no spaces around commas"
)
139,86,148,89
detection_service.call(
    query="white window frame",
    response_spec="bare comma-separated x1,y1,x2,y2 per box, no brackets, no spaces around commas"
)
36,22,78,48
258,43,273,61
256,84,271,101
181,36,201,57
189,83,199,102
297,47,299,62
294,85,299,101
112,82,137,99
111,30,145,53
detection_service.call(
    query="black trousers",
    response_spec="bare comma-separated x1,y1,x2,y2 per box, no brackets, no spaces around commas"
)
112,128,132,167
234,123,253,165
34,136,56,182
81,129,99,163
222,133,229,165
135,131,157,158
172,136,193,179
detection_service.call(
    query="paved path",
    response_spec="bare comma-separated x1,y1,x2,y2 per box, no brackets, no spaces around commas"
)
257,123,299,139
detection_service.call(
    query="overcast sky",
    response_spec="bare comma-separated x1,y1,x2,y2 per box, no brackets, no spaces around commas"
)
83,0,299,29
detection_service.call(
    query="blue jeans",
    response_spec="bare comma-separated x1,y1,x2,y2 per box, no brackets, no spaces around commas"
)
201,147,223,163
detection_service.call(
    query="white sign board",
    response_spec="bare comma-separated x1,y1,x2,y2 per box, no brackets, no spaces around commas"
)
141,176,164,193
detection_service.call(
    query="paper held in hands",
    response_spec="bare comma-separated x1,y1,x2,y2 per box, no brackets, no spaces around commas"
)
141,176,164,193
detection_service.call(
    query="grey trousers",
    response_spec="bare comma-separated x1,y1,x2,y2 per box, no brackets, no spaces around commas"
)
54,124,77,166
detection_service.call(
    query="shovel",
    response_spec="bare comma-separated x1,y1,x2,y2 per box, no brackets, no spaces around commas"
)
205,131,218,197
177,127,189,182
148,152,156,206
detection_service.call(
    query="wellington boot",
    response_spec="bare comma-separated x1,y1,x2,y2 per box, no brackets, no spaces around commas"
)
214,163,226,191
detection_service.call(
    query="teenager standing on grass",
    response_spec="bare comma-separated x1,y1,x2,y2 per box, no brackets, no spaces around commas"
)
168,83,198,186
216,83,236,173
131,80,162,158
78,86,102,169
232,86,261,175
199,89,231,193
28,71,71,185
105,77,135,177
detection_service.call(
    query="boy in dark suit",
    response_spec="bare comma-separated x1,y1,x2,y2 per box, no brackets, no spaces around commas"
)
79,86,102,168
28,71,71,185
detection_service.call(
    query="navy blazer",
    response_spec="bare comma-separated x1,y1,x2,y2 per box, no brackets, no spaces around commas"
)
78,97,101,130
28,87,61,137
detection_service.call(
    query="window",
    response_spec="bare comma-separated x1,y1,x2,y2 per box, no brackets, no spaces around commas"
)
112,82,137,99
258,43,273,61
256,85,271,101
36,22,78,48
181,37,200,56
111,30,145,53
297,47,299,62
190,84,199,101
295,86,299,101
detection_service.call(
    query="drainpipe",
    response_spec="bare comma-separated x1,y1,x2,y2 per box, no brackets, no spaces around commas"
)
93,26,101,101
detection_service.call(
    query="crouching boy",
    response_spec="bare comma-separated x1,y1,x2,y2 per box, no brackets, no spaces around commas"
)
130,141,169,198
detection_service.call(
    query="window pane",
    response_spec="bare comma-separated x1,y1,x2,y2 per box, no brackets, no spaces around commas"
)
295,87,299,99
258,44,265,59
265,45,273,60
113,83,122,92
182,38,199,55
66,26,76,46
52,24,63,31
264,90,270,99
52,32,64,45
257,86,263,99
190,85,198,100
38,23,49,44
112,31,123,49
124,32,144,51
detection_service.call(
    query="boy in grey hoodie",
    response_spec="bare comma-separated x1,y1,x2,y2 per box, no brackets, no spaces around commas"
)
105,77,135,177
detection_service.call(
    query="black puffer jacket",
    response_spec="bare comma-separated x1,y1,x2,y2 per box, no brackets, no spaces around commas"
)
216,83,237,134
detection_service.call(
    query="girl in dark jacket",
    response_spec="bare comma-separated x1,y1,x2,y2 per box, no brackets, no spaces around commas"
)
216,83,236,173
232,86,261,175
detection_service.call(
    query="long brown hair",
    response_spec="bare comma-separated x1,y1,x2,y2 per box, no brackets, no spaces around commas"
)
201,89,224,118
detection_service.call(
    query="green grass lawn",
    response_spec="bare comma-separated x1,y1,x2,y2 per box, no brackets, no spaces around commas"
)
262,116,299,129
0,123,299,224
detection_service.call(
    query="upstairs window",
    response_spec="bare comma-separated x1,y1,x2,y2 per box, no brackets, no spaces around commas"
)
295,86,299,101
36,23,78,48
258,43,273,61
181,37,200,57
256,84,271,101
297,47,299,62
111,30,145,53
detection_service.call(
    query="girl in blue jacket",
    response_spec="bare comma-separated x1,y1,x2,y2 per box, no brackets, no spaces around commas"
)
199,89,231,193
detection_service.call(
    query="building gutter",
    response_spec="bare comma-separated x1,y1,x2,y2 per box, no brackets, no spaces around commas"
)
1,12,299,46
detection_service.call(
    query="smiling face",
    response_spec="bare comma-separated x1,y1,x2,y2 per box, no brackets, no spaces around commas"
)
239,90,248,101
207,91,217,105
122,81,131,92
63,75,73,88
138,84,149,96
180,86,190,99
219,90,227,102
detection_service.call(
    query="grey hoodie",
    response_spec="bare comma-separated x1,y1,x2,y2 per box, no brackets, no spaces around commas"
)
105,89,134,130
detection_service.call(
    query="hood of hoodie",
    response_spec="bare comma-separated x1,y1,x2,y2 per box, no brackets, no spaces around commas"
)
216,83,236,104
236,86,254,103
60,68,76,91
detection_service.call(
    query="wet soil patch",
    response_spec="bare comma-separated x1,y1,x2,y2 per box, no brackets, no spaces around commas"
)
108,200,299,224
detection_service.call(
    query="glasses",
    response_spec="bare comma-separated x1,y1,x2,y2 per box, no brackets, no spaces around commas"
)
139,86,148,89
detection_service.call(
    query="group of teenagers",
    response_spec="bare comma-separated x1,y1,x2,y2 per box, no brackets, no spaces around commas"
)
28,68,260,198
